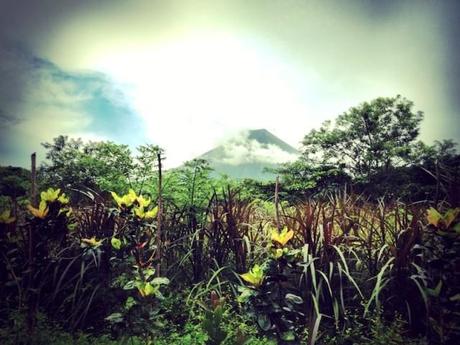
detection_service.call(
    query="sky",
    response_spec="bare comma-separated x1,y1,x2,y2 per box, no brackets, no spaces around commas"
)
0,0,459,168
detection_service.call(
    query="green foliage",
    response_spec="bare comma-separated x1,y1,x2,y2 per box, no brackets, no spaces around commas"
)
277,159,351,199
40,135,134,195
104,189,169,341
273,99,460,203
1,116,459,344
318,311,428,345
302,95,423,181
422,207,460,343
238,228,305,342
202,305,228,345
0,311,120,345
0,166,30,200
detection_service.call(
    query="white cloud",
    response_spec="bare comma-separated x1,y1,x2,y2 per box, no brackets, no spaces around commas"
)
0,47,138,166
3,0,458,167
40,1,452,167
218,130,298,165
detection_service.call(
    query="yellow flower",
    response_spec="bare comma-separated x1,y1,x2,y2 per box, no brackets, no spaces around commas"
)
40,188,61,203
27,200,49,219
133,206,146,218
271,226,294,246
58,194,70,204
111,192,124,207
240,264,264,287
81,236,103,248
273,248,284,259
134,205,158,220
144,206,158,220
111,189,137,208
0,209,15,224
136,195,151,208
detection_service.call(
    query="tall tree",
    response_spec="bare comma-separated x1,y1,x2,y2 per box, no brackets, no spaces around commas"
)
40,135,134,193
301,95,423,180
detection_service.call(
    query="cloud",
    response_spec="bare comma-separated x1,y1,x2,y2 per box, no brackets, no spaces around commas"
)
1,0,459,168
218,130,298,166
0,43,146,167
34,1,458,151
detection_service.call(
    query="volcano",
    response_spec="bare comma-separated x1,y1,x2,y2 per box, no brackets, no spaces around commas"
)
198,129,299,180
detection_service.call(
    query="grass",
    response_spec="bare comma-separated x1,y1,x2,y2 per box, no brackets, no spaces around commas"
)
0,186,457,344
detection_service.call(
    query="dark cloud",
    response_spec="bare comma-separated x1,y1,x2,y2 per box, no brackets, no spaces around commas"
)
0,1,107,43
442,0,460,124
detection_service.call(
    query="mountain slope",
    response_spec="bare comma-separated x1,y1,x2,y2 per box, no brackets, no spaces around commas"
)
199,129,299,180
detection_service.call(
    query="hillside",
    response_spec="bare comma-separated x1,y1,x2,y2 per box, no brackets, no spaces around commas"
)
199,129,299,180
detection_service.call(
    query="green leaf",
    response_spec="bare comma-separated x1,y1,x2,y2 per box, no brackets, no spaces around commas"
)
105,312,123,323
444,208,459,228
454,222,460,234
111,237,121,250
427,207,442,227
151,277,170,286
143,282,156,296
124,296,136,310
237,287,255,303
123,280,135,290
67,223,77,231
450,294,460,302
257,314,271,331
281,331,296,341
144,268,156,279
285,293,303,304
426,280,443,297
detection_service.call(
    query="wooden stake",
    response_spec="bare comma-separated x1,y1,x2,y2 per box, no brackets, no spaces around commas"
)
156,151,163,276
31,153,37,207
27,152,37,337
275,176,280,230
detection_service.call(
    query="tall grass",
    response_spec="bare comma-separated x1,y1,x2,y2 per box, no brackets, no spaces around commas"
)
1,185,454,343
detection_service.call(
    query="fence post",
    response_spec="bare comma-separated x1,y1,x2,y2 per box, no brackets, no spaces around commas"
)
156,152,163,276
31,153,37,207
275,176,281,230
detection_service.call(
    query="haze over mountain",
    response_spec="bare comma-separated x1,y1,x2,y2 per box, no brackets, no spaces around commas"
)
199,129,299,180
1,1,459,168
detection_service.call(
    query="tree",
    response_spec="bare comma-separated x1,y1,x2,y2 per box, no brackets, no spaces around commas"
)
0,166,31,212
161,159,214,210
277,159,351,199
415,140,460,204
134,144,164,195
0,166,30,201
302,95,423,181
40,135,134,194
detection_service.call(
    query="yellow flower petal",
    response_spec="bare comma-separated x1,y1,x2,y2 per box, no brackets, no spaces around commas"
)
81,236,103,247
111,191,124,208
136,195,151,208
144,206,158,220
40,188,61,203
111,190,138,208
240,264,264,287
27,200,49,219
58,194,69,204
271,226,294,246
134,206,145,218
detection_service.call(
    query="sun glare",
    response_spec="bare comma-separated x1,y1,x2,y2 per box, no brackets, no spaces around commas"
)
92,32,307,166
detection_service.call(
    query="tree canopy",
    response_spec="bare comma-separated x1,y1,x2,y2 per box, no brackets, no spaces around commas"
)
302,95,423,180
40,135,134,193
